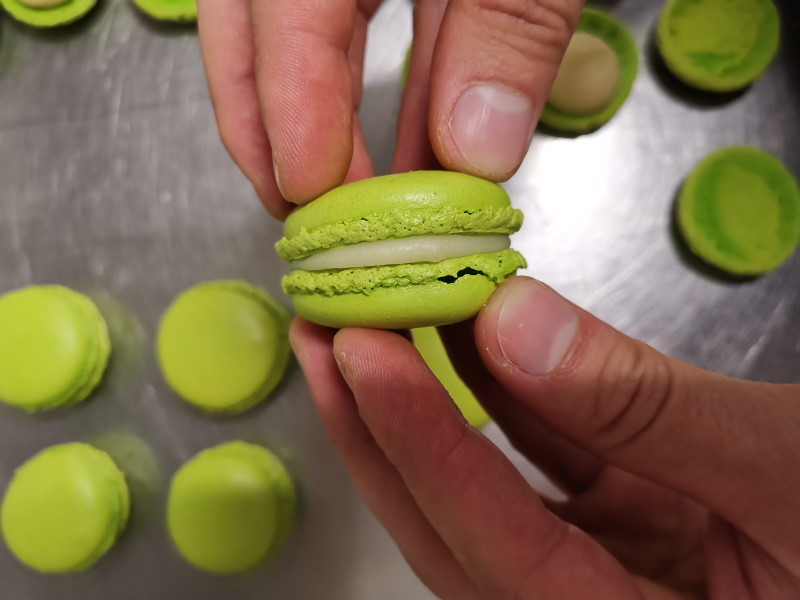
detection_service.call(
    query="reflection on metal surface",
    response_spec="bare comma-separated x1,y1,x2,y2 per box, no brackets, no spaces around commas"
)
0,0,798,597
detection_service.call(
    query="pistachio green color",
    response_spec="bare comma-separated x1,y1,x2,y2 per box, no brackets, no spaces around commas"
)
167,442,296,574
0,285,111,412
677,147,800,275
278,171,526,329
657,0,780,92
412,327,490,428
157,281,291,414
131,0,196,22
0,0,96,27
1,443,130,573
540,8,638,133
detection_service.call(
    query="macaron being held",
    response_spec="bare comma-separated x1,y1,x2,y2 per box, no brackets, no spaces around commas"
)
277,171,526,329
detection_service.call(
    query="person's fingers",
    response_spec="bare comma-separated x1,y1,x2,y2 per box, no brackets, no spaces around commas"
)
289,319,478,599
251,0,381,205
439,320,603,495
196,0,292,219
391,0,447,173
333,328,644,599
428,0,583,180
475,276,800,568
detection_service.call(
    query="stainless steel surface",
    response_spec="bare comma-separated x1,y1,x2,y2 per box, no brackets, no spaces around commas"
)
0,0,797,598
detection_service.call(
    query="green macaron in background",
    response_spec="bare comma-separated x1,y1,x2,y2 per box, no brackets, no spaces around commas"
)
277,171,526,329
131,0,196,22
167,442,296,574
1,443,130,573
677,147,800,275
157,281,292,414
0,285,111,412
540,8,638,133
0,0,97,27
412,327,490,429
657,0,780,92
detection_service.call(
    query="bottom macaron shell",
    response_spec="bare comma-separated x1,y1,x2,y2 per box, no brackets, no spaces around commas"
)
292,273,500,330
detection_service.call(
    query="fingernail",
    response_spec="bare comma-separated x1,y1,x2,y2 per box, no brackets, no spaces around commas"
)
496,279,578,376
449,85,535,177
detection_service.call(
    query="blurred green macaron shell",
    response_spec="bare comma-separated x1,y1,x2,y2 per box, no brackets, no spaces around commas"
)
657,0,780,92
131,0,197,21
0,0,97,27
132,0,197,23
677,147,800,275
1,443,130,573
157,281,291,414
0,285,111,412
167,442,296,574
540,8,638,133
412,327,489,429
277,171,526,329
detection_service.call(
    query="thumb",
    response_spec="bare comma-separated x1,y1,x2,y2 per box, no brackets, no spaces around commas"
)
428,0,583,180
476,277,800,561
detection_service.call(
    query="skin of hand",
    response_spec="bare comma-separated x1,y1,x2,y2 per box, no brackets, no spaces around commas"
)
292,277,800,599
196,0,583,218
197,1,800,598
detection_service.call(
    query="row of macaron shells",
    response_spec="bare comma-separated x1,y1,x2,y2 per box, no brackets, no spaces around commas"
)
0,283,294,573
1,440,295,574
0,0,196,27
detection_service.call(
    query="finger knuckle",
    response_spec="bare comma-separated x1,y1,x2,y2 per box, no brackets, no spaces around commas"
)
589,341,677,452
465,0,578,64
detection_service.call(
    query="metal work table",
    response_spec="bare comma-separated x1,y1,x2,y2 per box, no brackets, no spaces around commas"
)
0,0,797,598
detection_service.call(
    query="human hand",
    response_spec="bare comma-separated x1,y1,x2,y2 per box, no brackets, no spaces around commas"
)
291,276,800,599
196,0,583,218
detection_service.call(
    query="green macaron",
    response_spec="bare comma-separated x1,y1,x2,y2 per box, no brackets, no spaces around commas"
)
1,443,130,573
540,8,638,133
412,327,489,429
167,442,296,574
277,171,526,329
0,0,97,27
677,147,800,275
131,0,196,22
0,285,111,412
157,281,292,414
657,0,780,92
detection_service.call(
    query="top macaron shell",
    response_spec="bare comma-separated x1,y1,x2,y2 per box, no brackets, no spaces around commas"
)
157,281,291,414
167,442,296,574
0,286,111,412
277,171,526,329
1,443,130,573
0,0,97,27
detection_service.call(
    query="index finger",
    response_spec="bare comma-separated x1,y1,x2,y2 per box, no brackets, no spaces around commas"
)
252,0,379,205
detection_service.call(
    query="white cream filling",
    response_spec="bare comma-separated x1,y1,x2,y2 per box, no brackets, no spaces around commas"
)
290,234,510,271
20,0,70,7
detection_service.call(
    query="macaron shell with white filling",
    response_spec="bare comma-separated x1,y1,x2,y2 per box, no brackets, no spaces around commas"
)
540,8,638,133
